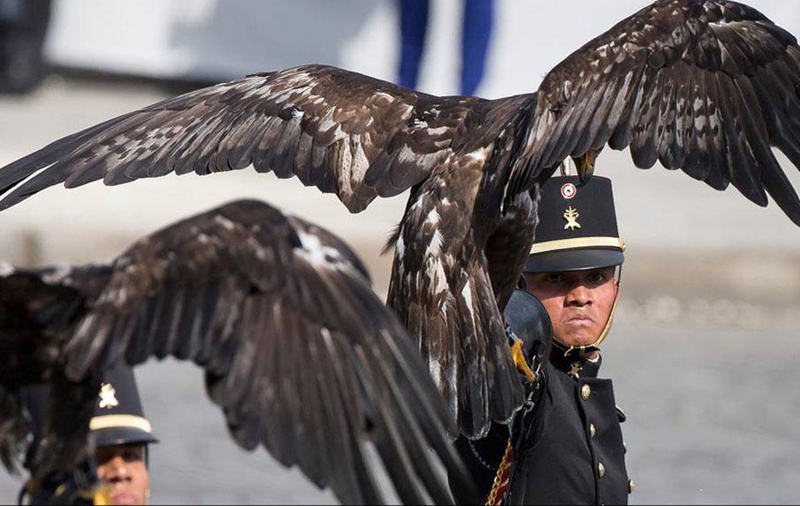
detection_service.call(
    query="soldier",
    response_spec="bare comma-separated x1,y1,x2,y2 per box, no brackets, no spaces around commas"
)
89,363,159,505
19,363,159,505
451,174,633,505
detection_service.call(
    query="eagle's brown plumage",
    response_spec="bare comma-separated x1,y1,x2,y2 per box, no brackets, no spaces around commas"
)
0,200,473,505
1,0,799,444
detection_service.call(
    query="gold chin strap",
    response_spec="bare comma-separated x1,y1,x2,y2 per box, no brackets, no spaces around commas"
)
588,282,619,348
555,270,622,356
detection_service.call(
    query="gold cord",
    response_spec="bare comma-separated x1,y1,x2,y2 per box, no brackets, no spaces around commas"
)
485,439,514,506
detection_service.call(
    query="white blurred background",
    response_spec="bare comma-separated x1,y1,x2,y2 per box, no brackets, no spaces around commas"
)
1,0,799,504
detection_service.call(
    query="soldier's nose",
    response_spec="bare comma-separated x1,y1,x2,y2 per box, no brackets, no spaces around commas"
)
104,456,131,482
566,285,591,306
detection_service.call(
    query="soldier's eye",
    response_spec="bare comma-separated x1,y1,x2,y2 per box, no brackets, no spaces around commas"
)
122,446,144,462
586,268,614,285
545,273,564,284
587,272,605,284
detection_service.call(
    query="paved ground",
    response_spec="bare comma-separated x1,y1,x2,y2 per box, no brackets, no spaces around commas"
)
2,321,799,505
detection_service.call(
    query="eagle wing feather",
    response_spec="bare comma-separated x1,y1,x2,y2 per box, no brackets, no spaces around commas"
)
514,0,800,225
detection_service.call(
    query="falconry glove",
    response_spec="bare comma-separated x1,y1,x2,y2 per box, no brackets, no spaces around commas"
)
17,456,98,506
504,290,553,405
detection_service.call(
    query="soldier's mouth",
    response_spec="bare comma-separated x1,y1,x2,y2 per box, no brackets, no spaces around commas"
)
565,314,594,325
110,490,140,505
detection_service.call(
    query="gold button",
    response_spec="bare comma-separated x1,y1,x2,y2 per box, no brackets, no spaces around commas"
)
581,384,591,400
622,442,627,454
628,479,635,493
597,462,605,478
589,423,596,438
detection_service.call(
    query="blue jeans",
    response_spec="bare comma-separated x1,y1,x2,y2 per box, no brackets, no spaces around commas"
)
397,0,494,96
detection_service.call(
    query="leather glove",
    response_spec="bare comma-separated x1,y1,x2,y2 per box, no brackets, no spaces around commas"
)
17,457,98,505
504,289,553,391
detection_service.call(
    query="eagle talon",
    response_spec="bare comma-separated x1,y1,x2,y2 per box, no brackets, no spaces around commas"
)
510,338,537,383
571,148,600,183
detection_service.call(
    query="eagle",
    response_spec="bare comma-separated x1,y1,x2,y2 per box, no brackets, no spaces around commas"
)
0,199,474,505
1,0,800,443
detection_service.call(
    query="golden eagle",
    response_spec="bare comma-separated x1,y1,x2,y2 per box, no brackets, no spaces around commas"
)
0,199,473,505
1,0,799,444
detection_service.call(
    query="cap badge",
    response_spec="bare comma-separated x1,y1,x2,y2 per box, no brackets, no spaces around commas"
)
563,206,581,231
98,383,119,409
561,183,577,199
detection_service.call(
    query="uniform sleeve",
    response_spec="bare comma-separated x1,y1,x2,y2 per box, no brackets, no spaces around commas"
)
448,363,554,504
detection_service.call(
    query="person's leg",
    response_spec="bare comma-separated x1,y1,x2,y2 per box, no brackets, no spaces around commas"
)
460,0,493,96
397,0,429,90
0,0,52,94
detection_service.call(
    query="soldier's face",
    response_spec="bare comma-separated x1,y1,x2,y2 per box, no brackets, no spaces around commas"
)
524,267,619,348
95,443,150,505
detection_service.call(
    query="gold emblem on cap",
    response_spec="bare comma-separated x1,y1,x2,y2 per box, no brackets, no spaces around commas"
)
98,383,119,410
563,206,581,231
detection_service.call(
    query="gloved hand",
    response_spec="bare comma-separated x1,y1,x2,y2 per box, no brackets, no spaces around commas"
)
17,457,99,505
504,289,553,394
501,290,555,500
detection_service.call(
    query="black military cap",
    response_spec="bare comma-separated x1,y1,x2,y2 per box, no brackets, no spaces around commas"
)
524,175,625,273
89,363,159,447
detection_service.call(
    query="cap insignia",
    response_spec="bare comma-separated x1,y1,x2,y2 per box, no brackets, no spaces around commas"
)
563,206,581,231
561,183,577,199
98,383,119,409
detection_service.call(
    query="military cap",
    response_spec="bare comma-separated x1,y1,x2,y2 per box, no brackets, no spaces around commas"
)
89,362,159,447
21,362,158,464
524,175,625,273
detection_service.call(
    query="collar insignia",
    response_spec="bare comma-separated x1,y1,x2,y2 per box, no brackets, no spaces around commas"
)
568,361,582,379
98,383,119,409
563,206,581,231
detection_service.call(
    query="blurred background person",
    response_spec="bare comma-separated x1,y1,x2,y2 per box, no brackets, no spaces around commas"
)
19,363,159,505
0,0,52,94
89,363,159,505
396,0,494,95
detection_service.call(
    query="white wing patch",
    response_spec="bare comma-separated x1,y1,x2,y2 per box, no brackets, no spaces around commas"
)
394,234,406,279
426,259,449,297
460,280,478,328
0,262,14,276
425,209,444,258
41,265,77,285
466,146,492,163
213,215,238,231
294,228,341,268
427,229,444,258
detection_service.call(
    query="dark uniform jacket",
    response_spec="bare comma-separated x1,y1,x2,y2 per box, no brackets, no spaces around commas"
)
452,351,632,505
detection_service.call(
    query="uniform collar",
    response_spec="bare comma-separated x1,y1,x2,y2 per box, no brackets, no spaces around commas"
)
549,344,602,380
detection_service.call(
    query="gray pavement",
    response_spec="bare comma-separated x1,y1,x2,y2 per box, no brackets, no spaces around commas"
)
2,321,799,504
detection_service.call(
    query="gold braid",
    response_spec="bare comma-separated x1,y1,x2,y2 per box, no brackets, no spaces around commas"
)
484,438,514,506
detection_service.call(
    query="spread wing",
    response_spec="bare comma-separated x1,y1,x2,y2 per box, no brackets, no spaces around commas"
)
512,0,800,226
0,200,474,505
0,65,481,213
